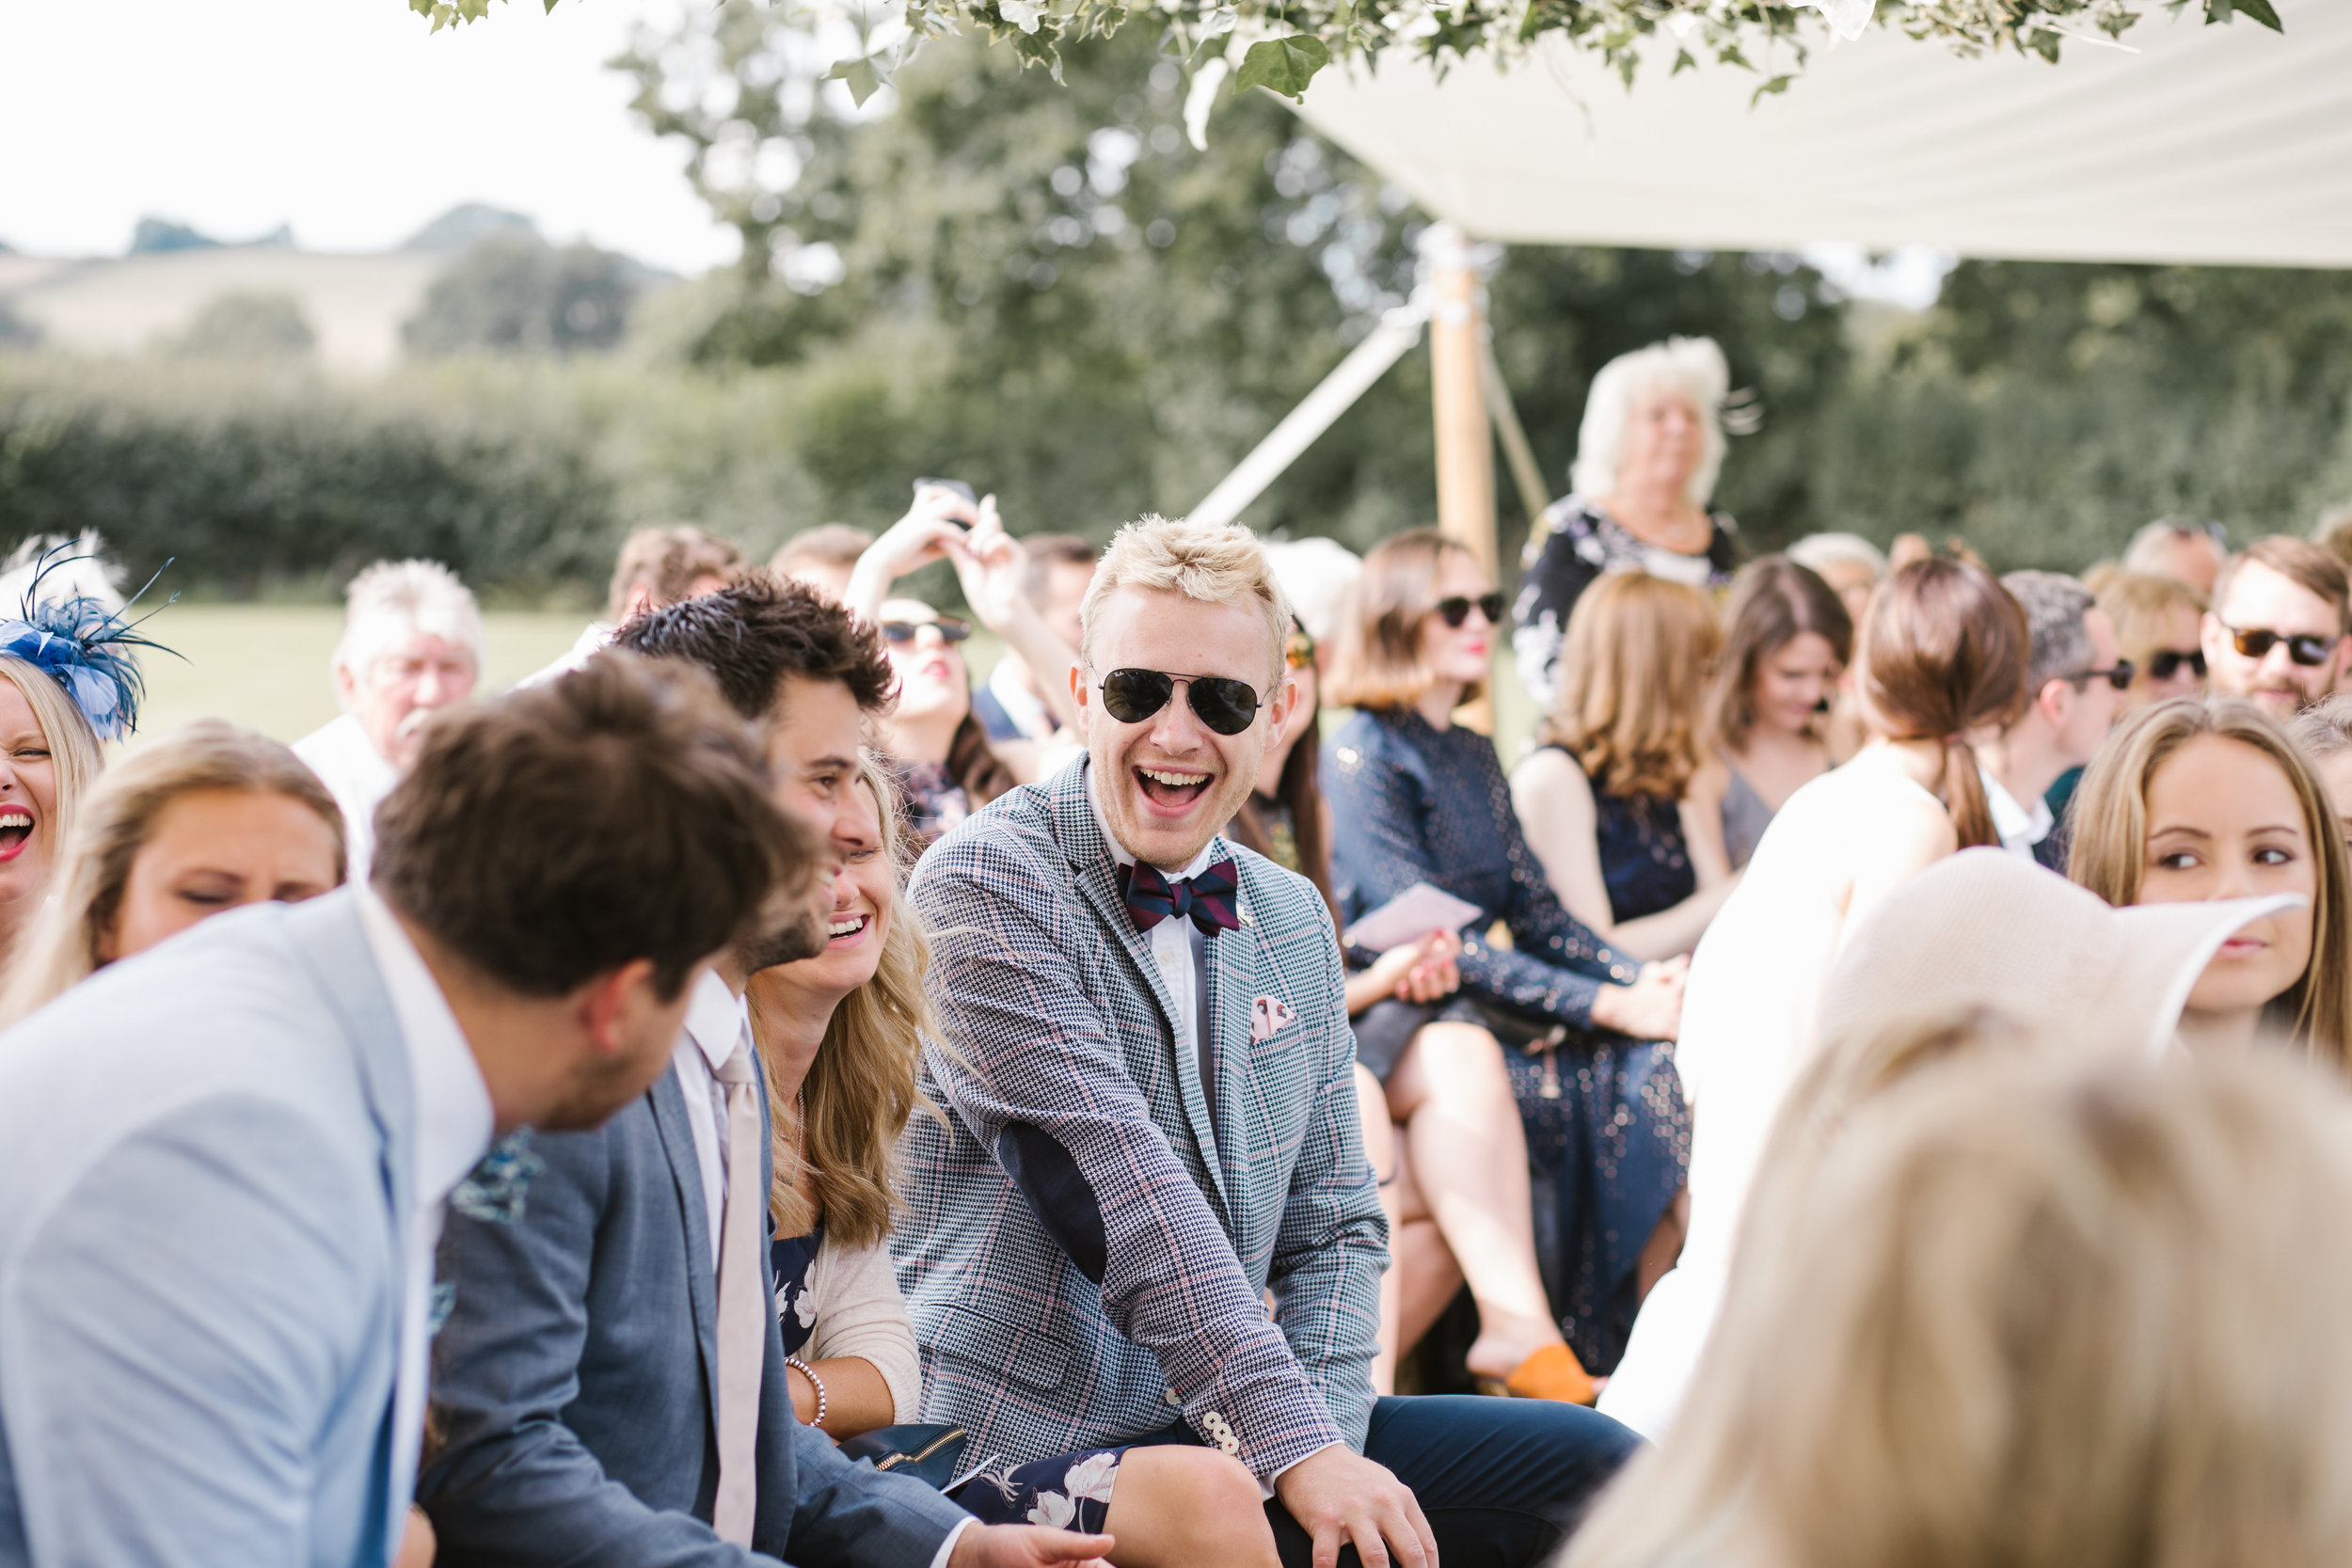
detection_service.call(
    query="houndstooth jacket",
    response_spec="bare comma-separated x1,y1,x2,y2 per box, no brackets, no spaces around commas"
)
893,757,1386,1484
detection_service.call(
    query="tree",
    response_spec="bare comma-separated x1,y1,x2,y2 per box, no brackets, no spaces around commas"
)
402,232,646,357
416,0,2280,110
167,293,319,362
612,16,1854,558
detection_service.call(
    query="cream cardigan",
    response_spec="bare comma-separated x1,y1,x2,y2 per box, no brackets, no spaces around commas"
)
798,1231,924,1424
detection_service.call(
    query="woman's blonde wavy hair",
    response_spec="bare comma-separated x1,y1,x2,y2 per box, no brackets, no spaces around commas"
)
0,719,344,1026
1570,1043,2352,1568
2067,696,2352,1071
755,753,935,1249
1537,570,1723,800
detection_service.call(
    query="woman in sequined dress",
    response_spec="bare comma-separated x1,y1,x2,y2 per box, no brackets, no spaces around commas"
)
1509,338,1744,715
1515,571,1739,962
1326,529,1691,1390
1597,556,2029,1440
1229,616,1503,1394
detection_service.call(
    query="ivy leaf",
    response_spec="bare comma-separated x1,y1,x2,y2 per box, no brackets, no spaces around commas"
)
1234,34,1331,100
826,55,883,105
2217,0,2283,27
1749,71,1793,106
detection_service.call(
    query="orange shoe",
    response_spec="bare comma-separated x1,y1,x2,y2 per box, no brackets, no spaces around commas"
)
1473,1343,1597,1405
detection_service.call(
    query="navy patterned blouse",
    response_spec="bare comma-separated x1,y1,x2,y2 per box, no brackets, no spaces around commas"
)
1324,706,1639,1029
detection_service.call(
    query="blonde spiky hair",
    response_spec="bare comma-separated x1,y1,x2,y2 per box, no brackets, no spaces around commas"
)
1079,515,1293,689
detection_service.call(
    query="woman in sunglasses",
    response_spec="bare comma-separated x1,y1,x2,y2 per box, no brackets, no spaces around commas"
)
848,483,1089,841
2070,696,2352,1069
1510,338,1744,713
870,598,1014,845
1228,615,1486,1393
1326,529,1690,1403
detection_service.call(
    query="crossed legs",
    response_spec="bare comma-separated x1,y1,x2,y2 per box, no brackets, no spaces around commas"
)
1383,1022,1577,1388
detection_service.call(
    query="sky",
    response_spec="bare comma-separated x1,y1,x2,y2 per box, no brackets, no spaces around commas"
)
0,0,740,275
0,0,1950,304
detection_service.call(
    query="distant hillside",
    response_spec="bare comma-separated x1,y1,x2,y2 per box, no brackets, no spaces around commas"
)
0,205,662,374
400,204,536,254
5,247,447,372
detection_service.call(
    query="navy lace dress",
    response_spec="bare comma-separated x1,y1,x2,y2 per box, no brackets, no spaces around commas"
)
1539,745,1696,923
1325,707,1692,1373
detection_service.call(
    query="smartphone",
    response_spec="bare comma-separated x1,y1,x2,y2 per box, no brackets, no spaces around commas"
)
913,478,977,509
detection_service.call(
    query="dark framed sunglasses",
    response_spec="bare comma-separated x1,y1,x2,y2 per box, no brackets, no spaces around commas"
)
1435,593,1505,629
880,617,972,645
2062,660,2136,692
2225,625,2338,668
1095,667,1263,736
2147,647,2207,681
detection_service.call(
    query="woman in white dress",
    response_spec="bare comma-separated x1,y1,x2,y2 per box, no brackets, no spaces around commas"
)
1597,556,2030,1439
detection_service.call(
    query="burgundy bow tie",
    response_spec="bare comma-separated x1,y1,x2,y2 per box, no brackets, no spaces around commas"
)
1119,859,1240,938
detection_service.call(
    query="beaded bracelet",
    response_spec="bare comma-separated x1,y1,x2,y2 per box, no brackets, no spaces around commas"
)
785,1355,829,1430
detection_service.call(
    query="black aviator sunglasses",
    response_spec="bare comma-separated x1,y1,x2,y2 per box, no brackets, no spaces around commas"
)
880,617,972,645
1094,667,1265,736
1435,593,1506,629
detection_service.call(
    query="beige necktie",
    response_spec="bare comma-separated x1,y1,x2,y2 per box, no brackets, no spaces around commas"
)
711,1037,765,1545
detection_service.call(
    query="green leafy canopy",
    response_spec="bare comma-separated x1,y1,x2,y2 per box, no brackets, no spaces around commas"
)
413,0,2280,107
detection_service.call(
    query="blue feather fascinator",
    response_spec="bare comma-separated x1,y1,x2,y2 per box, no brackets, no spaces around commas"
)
0,536,176,742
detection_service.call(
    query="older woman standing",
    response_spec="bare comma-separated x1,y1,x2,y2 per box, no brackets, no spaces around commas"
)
1513,337,1745,711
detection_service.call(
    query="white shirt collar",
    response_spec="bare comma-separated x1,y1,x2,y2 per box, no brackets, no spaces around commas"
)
1087,757,1219,880
353,884,496,1205
681,967,749,1071
1980,769,2055,854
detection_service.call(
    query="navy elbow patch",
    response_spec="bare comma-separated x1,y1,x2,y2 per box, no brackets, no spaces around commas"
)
997,1122,1108,1285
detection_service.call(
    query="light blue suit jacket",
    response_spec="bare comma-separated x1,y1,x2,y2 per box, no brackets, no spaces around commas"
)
0,891,414,1568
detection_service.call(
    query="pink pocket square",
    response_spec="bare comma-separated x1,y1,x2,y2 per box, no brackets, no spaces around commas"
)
1249,995,1298,1043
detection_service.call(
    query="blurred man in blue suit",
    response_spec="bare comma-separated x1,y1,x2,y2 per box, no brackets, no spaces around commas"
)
0,654,821,1568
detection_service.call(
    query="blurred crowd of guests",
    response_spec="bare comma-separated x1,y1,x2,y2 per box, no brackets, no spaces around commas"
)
3,327,2352,1568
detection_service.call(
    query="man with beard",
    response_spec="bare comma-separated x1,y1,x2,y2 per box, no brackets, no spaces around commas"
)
0,654,810,1568
294,559,485,881
423,576,1114,1568
2201,537,2351,721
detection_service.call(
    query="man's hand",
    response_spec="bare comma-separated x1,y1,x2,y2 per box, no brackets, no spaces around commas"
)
1589,955,1687,1041
1273,1444,1438,1568
946,1523,1117,1568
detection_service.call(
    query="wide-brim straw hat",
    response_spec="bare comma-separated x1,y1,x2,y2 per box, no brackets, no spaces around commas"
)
1816,847,2303,1060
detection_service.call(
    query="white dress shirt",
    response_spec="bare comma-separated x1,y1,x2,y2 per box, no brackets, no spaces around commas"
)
353,886,494,1560
1981,768,2055,861
294,714,397,883
672,969,752,1273
1089,763,1220,1091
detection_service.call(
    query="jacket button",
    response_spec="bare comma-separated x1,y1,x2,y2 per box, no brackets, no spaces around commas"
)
1166,1388,1182,1406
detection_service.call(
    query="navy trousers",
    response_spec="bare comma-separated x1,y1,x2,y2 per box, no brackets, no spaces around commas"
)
1142,1395,1641,1568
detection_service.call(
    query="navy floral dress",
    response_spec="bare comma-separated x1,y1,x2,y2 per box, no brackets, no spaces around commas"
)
1325,707,1692,1373
1511,496,1740,712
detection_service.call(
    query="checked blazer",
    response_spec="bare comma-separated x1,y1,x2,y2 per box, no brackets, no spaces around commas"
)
894,757,1387,1484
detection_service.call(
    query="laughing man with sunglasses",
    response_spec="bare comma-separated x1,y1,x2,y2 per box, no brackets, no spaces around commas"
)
898,515,1639,1568
2200,537,2352,722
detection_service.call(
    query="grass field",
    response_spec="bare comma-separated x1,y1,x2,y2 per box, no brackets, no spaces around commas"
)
125,603,1537,760
132,604,592,745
